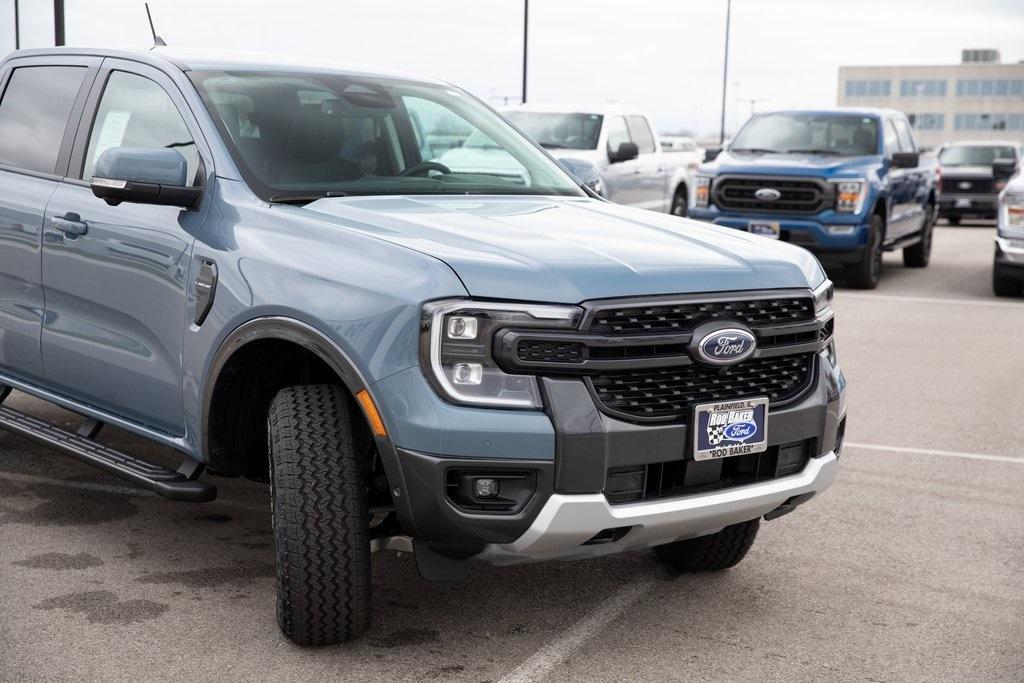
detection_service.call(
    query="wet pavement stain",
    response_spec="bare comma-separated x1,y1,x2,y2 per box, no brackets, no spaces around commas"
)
369,627,440,648
0,481,138,526
134,563,275,589
34,590,169,625
13,552,104,570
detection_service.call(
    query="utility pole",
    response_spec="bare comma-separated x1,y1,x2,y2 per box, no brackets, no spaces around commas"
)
718,0,731,145
13,0,19,50
522,0,529,104
54,0,65,46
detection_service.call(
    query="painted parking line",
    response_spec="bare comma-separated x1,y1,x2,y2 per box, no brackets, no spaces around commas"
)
498,578,656,683
838,292,1024,309
846,442,1024,465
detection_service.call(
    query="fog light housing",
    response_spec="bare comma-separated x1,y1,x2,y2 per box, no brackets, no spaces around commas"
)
825,224,857,236
473,478,499,499
446,470,537,512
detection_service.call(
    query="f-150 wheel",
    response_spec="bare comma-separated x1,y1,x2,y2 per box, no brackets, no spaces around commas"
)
993,266,1024,297
268,384,370,646
846,214,884,289
653,519,760,572
670,186,688,217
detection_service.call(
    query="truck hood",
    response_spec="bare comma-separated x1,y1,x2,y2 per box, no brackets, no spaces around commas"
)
298,195,823,303
707,150,880,178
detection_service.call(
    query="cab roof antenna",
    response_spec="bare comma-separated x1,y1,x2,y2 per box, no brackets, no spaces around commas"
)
145,3,167,47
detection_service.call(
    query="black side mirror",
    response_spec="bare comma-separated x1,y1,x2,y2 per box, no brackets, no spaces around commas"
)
704,147,722,163
608,141,639,164
992,158,1017,180
890,151,920,169
558,157,603,196
90,147,202,210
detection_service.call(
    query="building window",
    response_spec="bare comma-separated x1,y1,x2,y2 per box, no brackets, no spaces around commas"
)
907,113,945,130
844,80,891,98
899,80,947,97
956,79,1024,97
954,113,1024,130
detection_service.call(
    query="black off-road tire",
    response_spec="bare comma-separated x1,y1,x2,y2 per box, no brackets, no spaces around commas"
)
670,186,688,217
846,214,884,289
269,384,370,646
653,519,760,572
903,203,935,268
993,267,1024,297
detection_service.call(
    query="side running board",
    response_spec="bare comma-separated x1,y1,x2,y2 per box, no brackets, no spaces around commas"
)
0,386,216,502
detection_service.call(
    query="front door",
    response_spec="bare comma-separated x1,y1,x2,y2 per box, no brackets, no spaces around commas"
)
40,60,210,434
600,115,644,206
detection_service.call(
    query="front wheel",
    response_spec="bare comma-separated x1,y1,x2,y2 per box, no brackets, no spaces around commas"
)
670,187,688,217
993,266,1024,297
846,214,884,289
653,519,760,572
269,385,371,646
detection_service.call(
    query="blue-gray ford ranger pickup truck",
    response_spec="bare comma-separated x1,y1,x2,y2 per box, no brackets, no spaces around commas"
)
0,48,846,645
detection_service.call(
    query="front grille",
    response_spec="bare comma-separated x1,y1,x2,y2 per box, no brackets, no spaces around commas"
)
587,297,814,335
589,353,814,422
714,176,830,214
941,176,994,194
604,440,813,504
516,339,585,364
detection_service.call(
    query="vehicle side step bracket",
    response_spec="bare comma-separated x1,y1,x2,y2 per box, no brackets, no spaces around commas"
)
0,403,216,502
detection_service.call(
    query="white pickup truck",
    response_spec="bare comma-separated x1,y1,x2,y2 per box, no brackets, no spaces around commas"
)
504,104,694,216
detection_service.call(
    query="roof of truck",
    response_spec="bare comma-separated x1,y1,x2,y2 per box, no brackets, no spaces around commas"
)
3,46,442,84
505,102,651,117
755,107,905,119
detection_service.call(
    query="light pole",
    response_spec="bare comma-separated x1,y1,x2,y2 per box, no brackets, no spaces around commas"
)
13,0,19,50
522,0,529,104
54,0,65,46
718,0,732,145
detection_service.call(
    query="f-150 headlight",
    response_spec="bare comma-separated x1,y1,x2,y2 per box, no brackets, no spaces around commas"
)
1002,192,1024,231
813,278,834,317
421,300,581,408
830,179,866,214
695,174,712,208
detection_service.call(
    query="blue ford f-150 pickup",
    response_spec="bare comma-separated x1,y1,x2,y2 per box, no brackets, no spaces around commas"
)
0,48,846,646
689,109,938,288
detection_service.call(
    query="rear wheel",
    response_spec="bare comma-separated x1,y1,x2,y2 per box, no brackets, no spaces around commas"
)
846,214,884,289
670,186,688,217
993,266,1024,297
653,519,760,572
269,384,371,646
902,203,935,268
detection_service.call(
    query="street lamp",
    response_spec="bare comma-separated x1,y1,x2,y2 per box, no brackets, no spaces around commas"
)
718,0,732,145
522,0,529,104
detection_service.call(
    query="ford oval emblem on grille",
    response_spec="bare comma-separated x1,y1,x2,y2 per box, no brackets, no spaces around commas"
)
754,188,781,201
696,328,757,366
958,181,972,190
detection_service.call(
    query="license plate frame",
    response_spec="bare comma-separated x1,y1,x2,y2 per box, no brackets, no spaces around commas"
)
748,221,781,239
955,198,972,209
692,396,769,461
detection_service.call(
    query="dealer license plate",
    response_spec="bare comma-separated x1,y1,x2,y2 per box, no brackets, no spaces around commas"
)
692,397,769,461
749,221,780,239
955,198,972,209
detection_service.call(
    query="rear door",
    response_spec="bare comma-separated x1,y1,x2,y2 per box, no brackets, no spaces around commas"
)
40,58,212,434
0,56,98,385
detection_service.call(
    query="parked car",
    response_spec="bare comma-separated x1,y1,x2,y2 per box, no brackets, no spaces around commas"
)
936,141,1022,224
661,135,703,155
0,47,846,646
504,104,694,215
993,169,1024,296
689,109,939,289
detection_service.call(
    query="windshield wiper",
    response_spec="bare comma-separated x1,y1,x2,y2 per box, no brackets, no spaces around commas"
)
538,142,562,150
730,147,779,154
268,191,350,204
784,148,842,155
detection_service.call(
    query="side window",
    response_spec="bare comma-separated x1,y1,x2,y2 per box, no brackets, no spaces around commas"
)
625,116,656,154
0,65,87,174
82,71,199,184
606,116,630,153
883,121,900,156
893,119,916,152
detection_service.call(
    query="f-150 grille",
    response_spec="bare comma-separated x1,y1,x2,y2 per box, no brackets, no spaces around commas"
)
713,176,830,214
588,353,814,421
941,176,995,194
587,296,814,335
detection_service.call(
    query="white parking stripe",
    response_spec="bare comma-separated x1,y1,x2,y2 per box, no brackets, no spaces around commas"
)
846,442,1024,464
498,578,655,683
839,293,1024,309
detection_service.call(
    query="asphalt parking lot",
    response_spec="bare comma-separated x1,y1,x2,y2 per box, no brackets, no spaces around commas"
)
1,220,1022,682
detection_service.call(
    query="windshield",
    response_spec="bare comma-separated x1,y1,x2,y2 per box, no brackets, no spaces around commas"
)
504,112,603,150
189,71,584,201
938,145,1016,166
730,113,879,156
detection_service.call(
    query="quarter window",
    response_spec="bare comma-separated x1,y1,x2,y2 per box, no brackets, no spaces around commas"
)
82,71,199,183
0,66,87,174
625,116,656,154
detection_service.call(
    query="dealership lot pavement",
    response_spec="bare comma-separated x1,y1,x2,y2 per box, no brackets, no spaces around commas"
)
1,221,1022,682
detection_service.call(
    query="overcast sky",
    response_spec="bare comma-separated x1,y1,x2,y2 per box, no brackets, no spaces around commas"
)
2,0,1022,136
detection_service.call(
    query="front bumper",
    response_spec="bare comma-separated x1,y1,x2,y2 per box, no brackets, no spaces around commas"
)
479,451,837,565
995,236,1024,278
939,194,998,218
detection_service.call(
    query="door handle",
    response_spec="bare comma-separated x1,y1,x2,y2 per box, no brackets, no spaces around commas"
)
51,214,88,236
